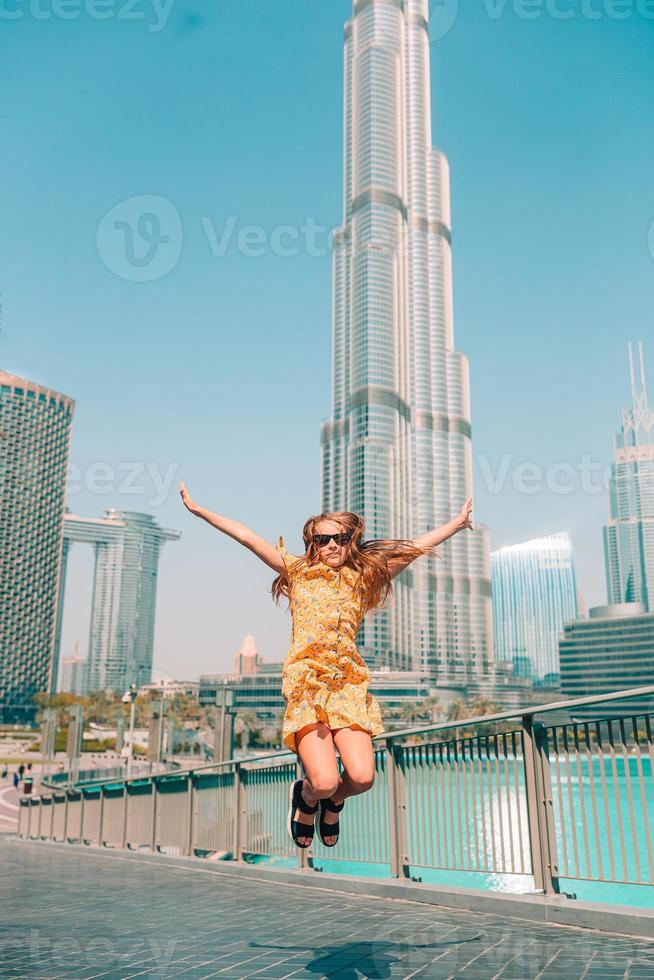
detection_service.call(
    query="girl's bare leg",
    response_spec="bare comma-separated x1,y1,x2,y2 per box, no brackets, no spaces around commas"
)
293,722,340,846
316,727,375,840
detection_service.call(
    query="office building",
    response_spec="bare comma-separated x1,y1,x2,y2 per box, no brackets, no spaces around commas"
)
491,532,579,685
559,602,654,717
0,371,74,722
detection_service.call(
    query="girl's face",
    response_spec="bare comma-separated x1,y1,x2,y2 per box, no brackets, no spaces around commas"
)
312,520,351,567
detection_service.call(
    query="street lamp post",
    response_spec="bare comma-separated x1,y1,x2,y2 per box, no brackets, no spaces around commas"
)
122,683,138,781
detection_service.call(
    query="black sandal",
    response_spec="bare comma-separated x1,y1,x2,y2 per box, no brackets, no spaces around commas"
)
287,779,319,849
316,796,344,847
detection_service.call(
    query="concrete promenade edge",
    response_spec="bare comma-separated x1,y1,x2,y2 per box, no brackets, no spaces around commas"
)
9,833,654,940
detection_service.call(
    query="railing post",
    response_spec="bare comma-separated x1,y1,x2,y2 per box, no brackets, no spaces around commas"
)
80,790,85,843
232,763,246,862
522,715,560,896
18,800,27,838
63,789,69,842
121,784,129,850
386,740,411,879
49,794,56,840
186,773,195,857
151,778,158,852
98,788,105,846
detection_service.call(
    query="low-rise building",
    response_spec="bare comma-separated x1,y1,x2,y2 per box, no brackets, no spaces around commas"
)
559,602,654,717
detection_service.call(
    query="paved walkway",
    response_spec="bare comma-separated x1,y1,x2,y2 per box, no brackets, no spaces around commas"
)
0,784,20,833
2,836,654,980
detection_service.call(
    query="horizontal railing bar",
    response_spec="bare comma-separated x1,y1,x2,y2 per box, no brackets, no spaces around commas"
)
380,685,654,742
48,685,654,792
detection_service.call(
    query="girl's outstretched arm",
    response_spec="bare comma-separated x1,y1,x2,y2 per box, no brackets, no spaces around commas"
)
388,497,474,580
412,496,473,551
179,481,285,574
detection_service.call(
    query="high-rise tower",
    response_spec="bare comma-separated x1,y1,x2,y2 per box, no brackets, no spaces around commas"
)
320,0,492,680
56,510,181,694
491,531,579,684
603,342,653,611
0,371,74,723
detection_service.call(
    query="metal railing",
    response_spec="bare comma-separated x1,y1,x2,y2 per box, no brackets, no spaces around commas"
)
16,686,654,903
44,760,180,790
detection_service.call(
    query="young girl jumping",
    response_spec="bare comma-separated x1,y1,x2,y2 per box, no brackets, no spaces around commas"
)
179,481,473,849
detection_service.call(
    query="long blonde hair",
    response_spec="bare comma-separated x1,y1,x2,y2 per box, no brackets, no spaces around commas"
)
271,511,440,614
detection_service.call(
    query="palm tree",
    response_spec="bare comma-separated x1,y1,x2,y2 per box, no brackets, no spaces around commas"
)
234,709,260,750
469,696,499,718
424,696,441,724
446,699,470,723
84,689,120,725
399,702,429,726
260,724,277,749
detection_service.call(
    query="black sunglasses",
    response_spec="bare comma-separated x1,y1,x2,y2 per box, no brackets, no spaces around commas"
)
312,532,352,547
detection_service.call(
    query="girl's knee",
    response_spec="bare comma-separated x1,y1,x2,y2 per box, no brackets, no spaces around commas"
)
347,769,375,794
309,775,340,798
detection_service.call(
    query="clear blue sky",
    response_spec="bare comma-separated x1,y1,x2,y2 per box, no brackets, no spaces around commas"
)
1,0,653,681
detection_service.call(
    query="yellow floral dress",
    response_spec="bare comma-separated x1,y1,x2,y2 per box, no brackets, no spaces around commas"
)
277,536,385,755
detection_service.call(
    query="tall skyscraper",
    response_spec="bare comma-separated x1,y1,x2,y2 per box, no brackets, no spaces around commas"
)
491,532,579,684
0,371,74,723
603,341,653,611
320,0,492,680
56,510,180,694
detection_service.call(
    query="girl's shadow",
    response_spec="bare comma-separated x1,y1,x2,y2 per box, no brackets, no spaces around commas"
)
250,934,481,978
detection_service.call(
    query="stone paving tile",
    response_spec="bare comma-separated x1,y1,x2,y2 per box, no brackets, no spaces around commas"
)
2,836,654,980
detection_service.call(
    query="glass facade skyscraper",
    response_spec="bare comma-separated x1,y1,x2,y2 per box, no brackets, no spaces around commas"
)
56,510,181,694
320,0,492,679
603,341,653,612
491,532,579,684
0,371,74,723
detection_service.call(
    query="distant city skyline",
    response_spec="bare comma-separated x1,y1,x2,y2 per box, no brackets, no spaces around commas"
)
2,1,652,682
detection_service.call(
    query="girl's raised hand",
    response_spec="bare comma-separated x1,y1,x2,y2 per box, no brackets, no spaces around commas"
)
457,496,473,531
179,481,198,514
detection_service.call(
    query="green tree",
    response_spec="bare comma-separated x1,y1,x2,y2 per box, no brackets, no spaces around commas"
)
424,695,441,723
233,709,260,750
446,699,470,723
399,702,430,726
469,696,500,718
32,692,79,728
